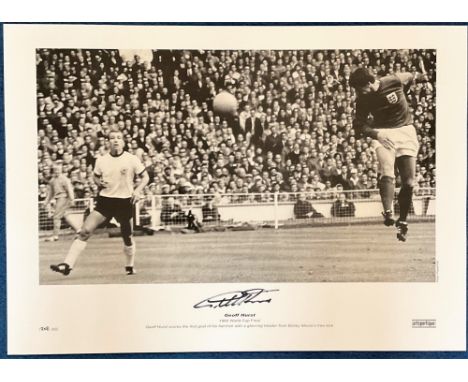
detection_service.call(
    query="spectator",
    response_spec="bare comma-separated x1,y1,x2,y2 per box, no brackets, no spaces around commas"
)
354,174,371,198
160,197,186,225
294,193,324,219
245,109,264,145
310,174,326,192
331,193,356,218
38,184,48,201
202,198,221,223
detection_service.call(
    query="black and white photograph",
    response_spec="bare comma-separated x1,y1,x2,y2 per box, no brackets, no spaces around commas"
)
37,47,436,284
4,24,466,355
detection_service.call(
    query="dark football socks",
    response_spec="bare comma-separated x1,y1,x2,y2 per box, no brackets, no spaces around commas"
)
398,185,413,222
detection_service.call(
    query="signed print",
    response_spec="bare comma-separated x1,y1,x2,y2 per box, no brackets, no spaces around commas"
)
37,46,436,285
4,25,466,354
194,289,280,309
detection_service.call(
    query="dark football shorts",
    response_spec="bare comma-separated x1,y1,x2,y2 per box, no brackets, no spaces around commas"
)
95,196,133,222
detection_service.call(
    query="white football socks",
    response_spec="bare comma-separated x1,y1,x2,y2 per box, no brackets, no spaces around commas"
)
64,239,87,269
124,242,136,267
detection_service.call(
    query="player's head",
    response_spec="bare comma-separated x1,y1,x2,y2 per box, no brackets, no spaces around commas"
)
108,128,125,154
349,68,375,94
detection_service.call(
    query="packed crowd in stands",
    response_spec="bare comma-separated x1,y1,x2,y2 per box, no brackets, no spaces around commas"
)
37,49,436,205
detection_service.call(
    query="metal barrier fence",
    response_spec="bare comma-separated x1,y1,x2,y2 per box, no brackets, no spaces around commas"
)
38,190,435,234
38,198,94,234
136,188,435,230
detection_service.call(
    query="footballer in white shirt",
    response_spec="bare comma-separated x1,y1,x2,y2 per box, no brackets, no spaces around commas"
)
51,129,149,276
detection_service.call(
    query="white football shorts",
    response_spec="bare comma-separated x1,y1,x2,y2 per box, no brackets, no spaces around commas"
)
371,124,419,157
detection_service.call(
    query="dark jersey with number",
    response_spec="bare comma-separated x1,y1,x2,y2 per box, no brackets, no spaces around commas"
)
354,75,412,134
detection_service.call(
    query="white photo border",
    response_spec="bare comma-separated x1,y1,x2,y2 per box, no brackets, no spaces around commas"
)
3,24,467,355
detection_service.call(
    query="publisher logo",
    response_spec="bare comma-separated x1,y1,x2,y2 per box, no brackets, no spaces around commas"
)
412,319,436,328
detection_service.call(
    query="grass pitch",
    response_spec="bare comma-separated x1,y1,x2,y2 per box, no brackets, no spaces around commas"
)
40,222,435,285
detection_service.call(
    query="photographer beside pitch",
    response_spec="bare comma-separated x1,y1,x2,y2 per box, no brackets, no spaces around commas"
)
349,67,422,241
50,128,149,276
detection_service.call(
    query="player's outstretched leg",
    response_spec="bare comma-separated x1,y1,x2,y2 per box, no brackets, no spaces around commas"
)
376,146,396,226
50,210,106,275
395,155,416,242
120,219,136,275
50,263,72,275
64,213,82,235
46,216,81,243
50,237,87,275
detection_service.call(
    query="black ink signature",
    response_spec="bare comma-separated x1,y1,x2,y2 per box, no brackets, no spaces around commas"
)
194,288,279,309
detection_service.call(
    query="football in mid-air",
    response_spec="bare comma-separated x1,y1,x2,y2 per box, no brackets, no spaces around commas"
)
213,91,238,116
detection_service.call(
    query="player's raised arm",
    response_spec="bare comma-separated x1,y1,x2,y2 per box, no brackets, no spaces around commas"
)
353,98,378,140
395,72,414,86
396,70,428,87
354,95,395,150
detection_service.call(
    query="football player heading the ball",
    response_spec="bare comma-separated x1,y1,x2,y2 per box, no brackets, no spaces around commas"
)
50,128,149,276
350,67,423,242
